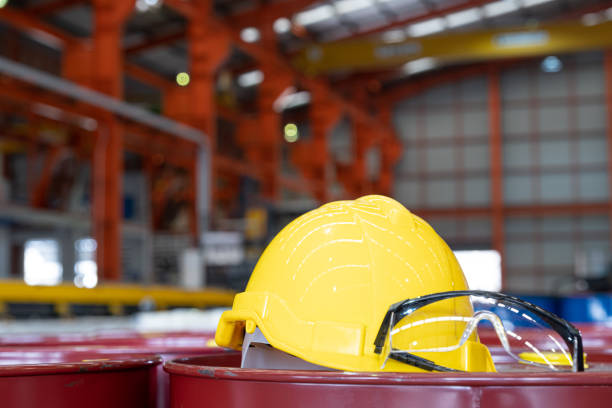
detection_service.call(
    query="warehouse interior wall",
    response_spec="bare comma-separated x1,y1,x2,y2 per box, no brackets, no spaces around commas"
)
393,51,610,295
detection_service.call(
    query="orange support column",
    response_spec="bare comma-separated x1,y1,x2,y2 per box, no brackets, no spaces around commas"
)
165,0,230,239
291,89,342,202
351,118,373,197
376,103,402,196
89,0,134,281
605,50,612,248
256,21,294,201
488,68,506,289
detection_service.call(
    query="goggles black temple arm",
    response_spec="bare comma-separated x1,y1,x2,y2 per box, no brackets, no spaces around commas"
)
373,290,584,372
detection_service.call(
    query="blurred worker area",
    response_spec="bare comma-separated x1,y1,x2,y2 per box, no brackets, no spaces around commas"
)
0,0,610,339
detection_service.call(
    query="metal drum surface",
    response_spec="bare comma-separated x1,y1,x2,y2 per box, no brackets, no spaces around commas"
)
0,330,215,348
0,351,160,408
0,335,220,408
165,352,612,408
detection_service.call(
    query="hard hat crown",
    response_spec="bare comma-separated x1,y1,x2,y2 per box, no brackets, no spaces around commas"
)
216,195,494,372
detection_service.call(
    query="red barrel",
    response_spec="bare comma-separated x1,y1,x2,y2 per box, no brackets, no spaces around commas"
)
165,352,612,408
0,334,220,408
0,330,215,348
0,351,160,408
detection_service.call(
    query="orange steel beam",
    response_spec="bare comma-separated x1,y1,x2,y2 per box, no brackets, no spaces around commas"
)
0,7,172,93
0,7,81,46
29,0,87,15
183,1,231,233
291,87,342,202
164,0,382,128
31,146,65,208
89,0,135,281
124,63,173,91
488,67,506,290
376,103,402,196
605,49,612,249
124,30,186,55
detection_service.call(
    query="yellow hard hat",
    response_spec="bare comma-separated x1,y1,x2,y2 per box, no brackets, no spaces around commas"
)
216,195,495,372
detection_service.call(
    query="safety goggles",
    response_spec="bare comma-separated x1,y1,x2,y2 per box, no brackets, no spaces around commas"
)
374,290,584,372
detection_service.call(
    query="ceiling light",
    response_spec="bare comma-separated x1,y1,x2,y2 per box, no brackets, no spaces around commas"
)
294,5,335,26
0,0,9,8
403,57,437,75
446,8,481,28
284,123,299,143
581,13,602,26
541,55,562,73
135,0,162,12
273,17,292,34
335,0,373,14
381,29,406,43
240,27,261,43
521,0,556,7
237,70,264,87
482,0,519,18
495,30,548,47
273,90,311,112
135,0,149,12
407,17,445,37
176,72,190,86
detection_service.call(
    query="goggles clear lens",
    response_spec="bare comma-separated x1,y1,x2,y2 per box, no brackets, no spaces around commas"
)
376,291,583,372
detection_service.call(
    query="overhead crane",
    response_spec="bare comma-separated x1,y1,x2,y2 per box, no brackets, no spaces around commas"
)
294,19,612,75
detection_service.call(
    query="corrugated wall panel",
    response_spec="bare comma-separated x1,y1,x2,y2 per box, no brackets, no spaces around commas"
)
392,51,610,294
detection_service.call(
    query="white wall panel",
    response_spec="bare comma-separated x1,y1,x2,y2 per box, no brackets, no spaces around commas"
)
578,138,607,165
578,171,608,201
503,141,531,168
394,109,419,140
424,83,453,105
463,109,488,136
580,215,609,232
539,139,570,167
505,217,535,235
391,52,609,295
577,104,606,131
393,180,420,208
463,177,490,206
538,105,570,133
541,241,574,267
575,66,604,97
426,179,456,207
426,146,455,172
459,77,487,103
540,217,573,234
536,70,569,99
463,144,489,170
540,172,573,203
504,175,533,204
501,67,530,101
425,112,455,139
505,242,536,267
502,106,530,136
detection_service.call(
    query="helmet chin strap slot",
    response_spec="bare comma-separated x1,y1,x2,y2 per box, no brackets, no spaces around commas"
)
242,328,332,371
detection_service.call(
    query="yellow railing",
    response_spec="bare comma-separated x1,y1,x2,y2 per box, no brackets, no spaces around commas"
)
0,281,235,316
